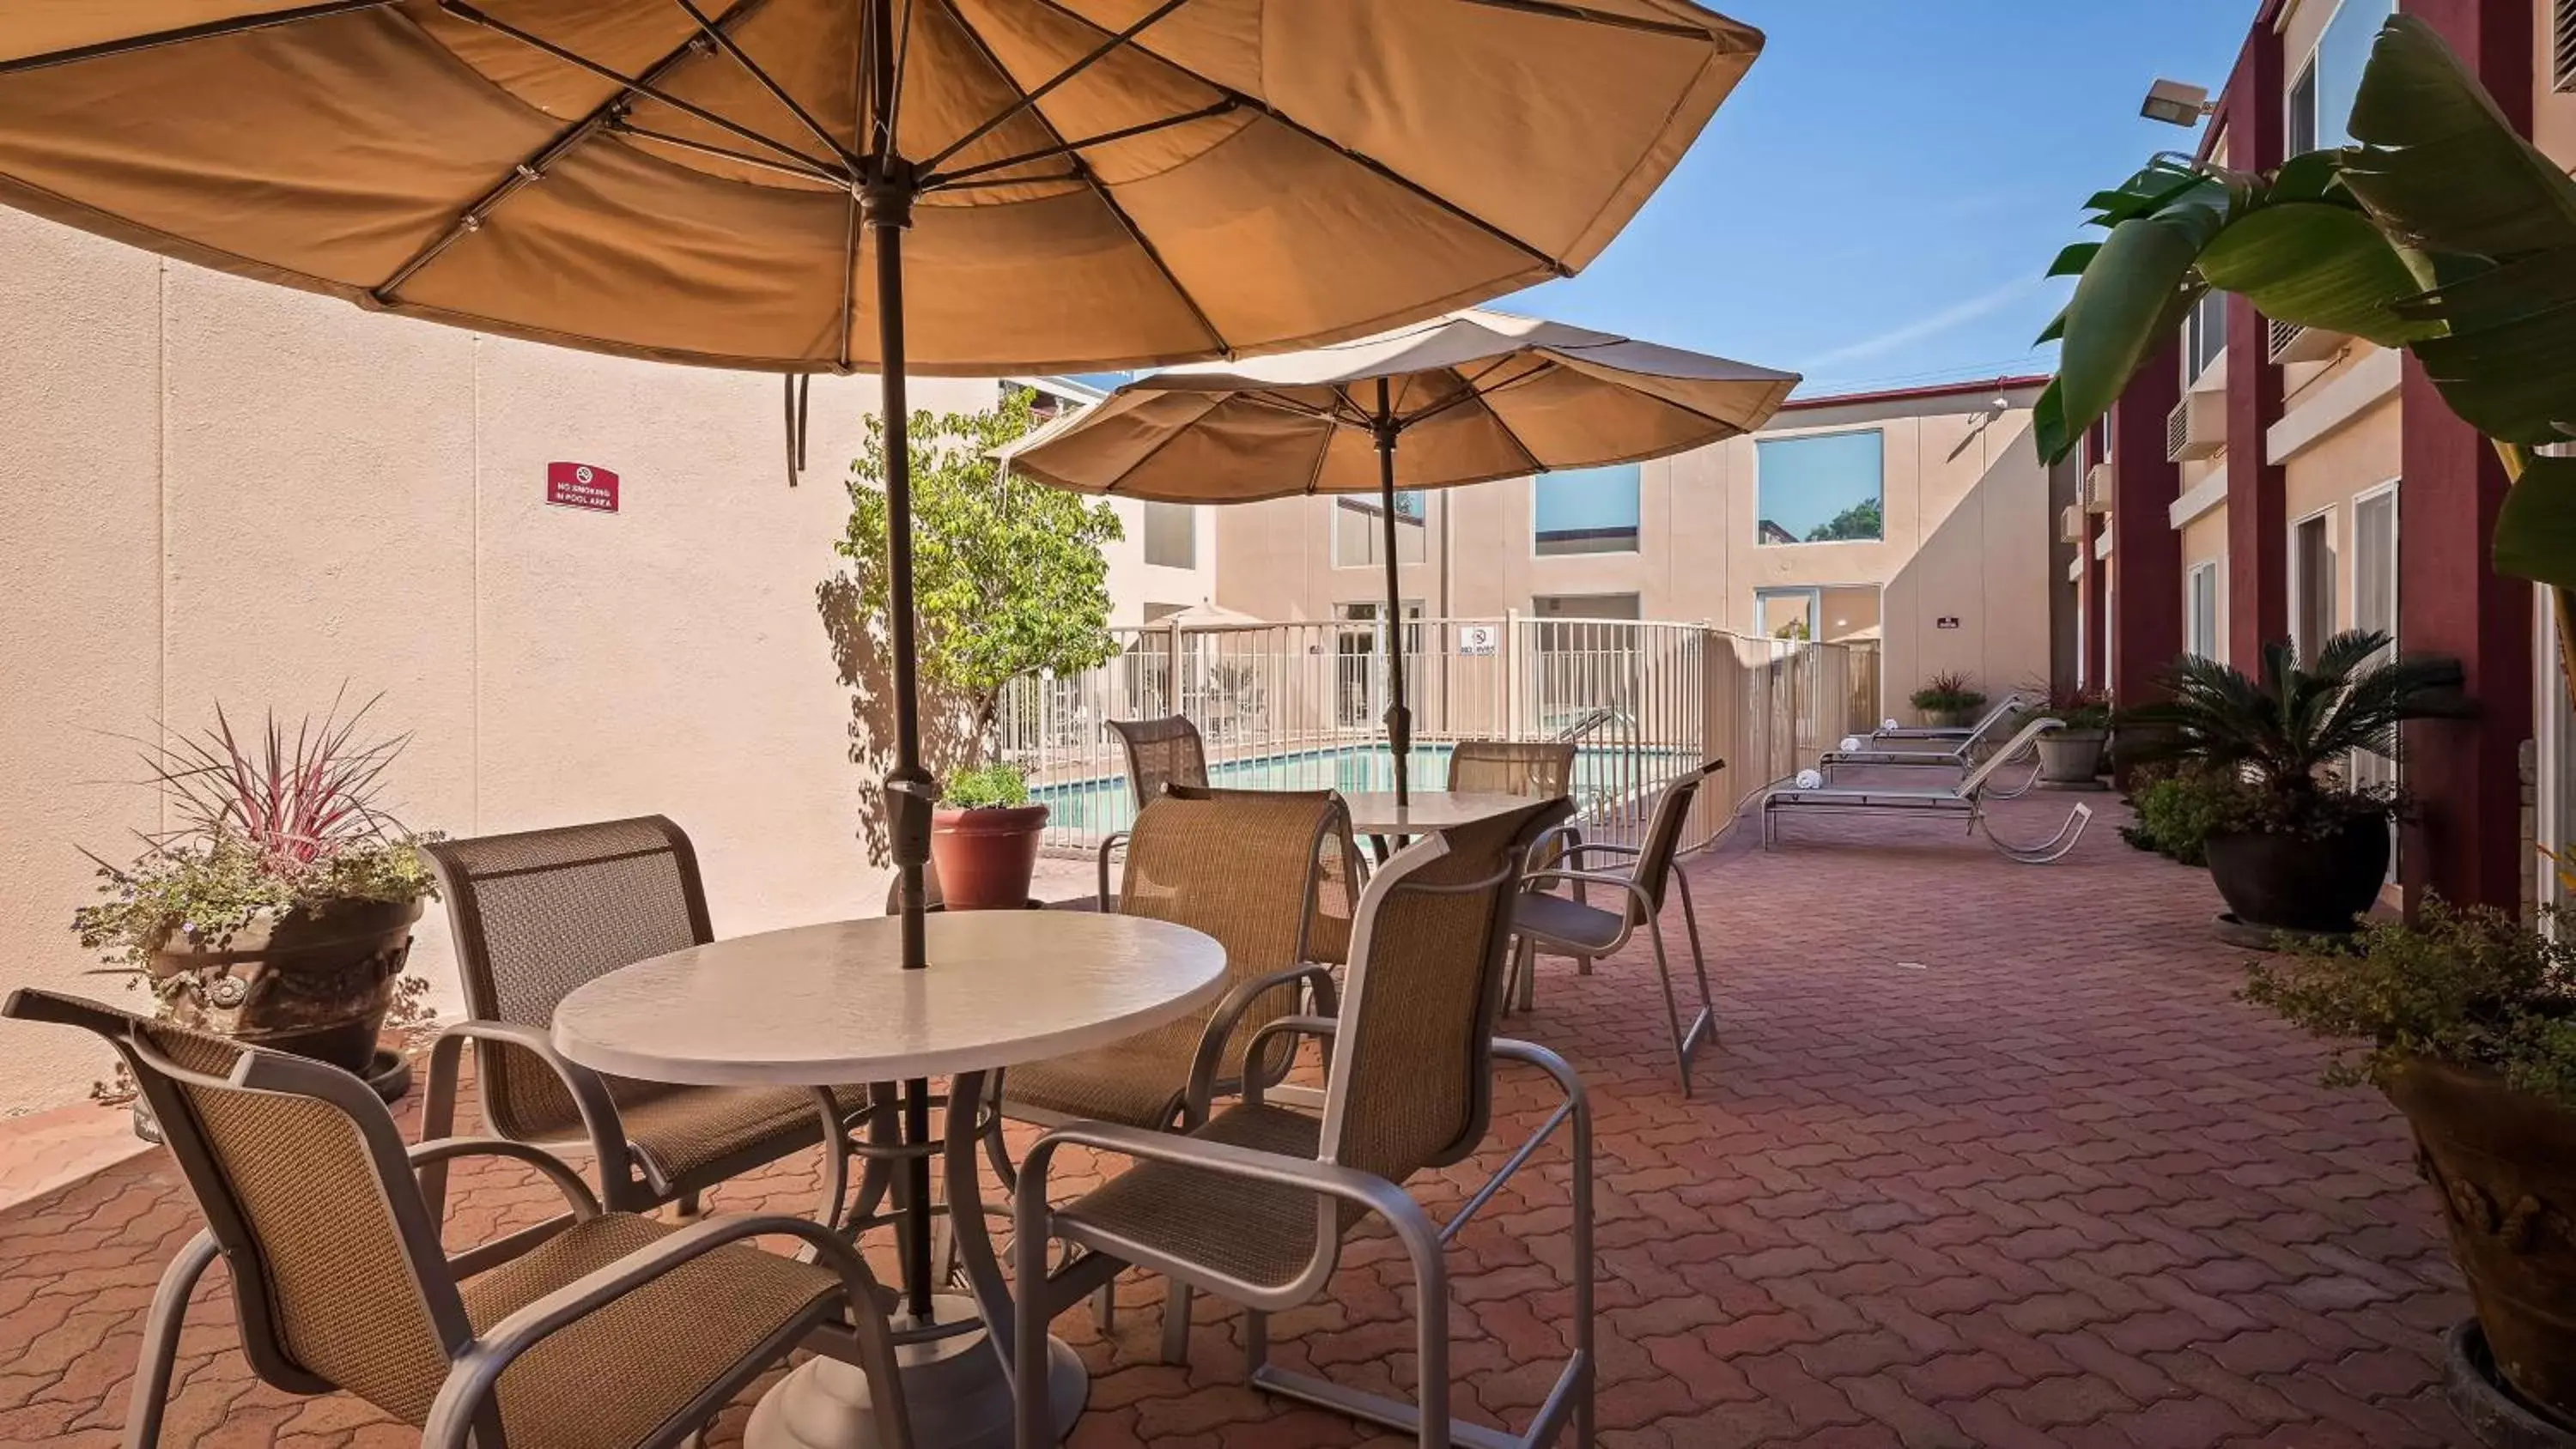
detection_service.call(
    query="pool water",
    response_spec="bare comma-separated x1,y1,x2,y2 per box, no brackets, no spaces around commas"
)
1030,742,1685,836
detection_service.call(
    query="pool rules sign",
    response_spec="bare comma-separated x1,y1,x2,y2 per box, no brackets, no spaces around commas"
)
545,462,619,513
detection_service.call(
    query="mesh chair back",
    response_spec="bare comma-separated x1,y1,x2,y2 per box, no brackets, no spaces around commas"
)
3,990,465,1423
1629,760,1724,921
1321,799,1571,1185
1108,716,1208,806
422,816,713,1141
1447,739,1577,798
1118,787,1336,1087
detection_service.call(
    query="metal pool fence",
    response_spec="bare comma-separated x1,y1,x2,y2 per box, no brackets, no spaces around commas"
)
996,614,1881,855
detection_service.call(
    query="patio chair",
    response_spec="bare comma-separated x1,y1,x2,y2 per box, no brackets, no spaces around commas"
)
1508,759,1725,1095
999,785,1349,1349
1820,703,2041,800
2,988,913,1449
1009,797,1592,1449
1447,738,1577,798
1868,691,2030,743
419,818,874,1240
1759,717,2095,864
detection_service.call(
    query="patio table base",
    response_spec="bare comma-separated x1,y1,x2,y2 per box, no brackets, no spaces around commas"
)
746,1294,1085,1449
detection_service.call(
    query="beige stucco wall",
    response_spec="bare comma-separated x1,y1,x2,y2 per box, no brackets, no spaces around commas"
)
1212,386,2052,718
0,209,994,1113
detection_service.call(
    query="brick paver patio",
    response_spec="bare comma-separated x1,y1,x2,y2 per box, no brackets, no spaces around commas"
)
0,785,2470,1447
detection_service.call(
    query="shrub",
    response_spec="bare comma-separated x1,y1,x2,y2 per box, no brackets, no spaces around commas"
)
2121,766,2223,864
943,762,1031,809
2244,899,2576,1108
1910,670,1985,716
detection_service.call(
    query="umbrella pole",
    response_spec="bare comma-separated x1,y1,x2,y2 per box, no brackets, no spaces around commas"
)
1373,379,1411,806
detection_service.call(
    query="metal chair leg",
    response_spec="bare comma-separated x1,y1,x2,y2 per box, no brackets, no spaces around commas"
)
1160,1280,1195,1365
1646,919,1707,1097
1093,1276,1117,1332
1674,871,1718,1046
1510,934,1537,1014
125,1230,218,1449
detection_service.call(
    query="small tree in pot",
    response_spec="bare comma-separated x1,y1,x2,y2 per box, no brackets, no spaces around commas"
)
1908,671,1985,729
838,386,1121,909
72,695,437,1094
2117,632,2467,935
2247,903,2576,1431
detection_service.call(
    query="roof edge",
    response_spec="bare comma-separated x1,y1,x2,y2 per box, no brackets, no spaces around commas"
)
1777,373,2052,412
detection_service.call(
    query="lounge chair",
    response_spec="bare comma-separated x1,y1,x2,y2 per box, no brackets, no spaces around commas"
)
1759,718,2093,864
1866,691,2031,744
3,989,913,1449
1008,797,1591,1449
1821,701,2042,799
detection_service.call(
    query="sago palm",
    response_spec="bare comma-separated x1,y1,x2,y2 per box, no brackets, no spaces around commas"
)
2119,631,2469,797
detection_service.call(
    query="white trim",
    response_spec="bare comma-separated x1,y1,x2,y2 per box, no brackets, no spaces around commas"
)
2066,555,2083,584
2168,471,2229,528
2185,560,2222,662
2267,346,2402,464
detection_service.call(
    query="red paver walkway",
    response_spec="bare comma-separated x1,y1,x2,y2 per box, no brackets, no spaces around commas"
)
0,785,2469,1447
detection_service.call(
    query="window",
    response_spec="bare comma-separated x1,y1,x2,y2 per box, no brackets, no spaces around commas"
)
2185,561,2221,661
1141,500,1195,568
2090,412,2114,464
1534,464,1641,555
2292,510,2339,661
1753,588,1817,641
1333,491,1427,567
2556,0,2576,93
1334,600,1424,727
2183,289,2227,384
1530,593,1640,621
1755,430,1884,545
2351,486,2399,801
2290,0,2396,154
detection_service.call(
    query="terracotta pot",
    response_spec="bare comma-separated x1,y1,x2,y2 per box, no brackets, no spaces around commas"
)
2035,729,2108,783
2203,813,2389,934
2387,1062,2576,1430
145,896,421,1073
928,803,1050,911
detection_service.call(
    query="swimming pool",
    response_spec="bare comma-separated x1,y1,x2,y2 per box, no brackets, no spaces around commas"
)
1030,741,1692,840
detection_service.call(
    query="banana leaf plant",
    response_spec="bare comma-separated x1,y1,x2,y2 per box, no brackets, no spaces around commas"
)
2034,13,2576,694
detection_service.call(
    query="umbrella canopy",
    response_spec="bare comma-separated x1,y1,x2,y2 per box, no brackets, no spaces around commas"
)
1006,308,1800,498
0,1,1763,375
1005,308,1798,800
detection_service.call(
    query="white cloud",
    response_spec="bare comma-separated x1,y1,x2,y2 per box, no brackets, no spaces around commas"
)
1800,275,2050,373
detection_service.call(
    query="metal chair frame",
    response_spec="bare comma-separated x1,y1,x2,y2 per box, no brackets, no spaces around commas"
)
1760,718,2095,864
1821,700,2043,799
1866,691,2031,743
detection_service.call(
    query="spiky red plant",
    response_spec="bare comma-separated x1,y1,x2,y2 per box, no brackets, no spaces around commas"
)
139,688,410,879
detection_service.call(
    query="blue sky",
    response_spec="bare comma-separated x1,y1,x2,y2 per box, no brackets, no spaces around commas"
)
1501,1,2258,397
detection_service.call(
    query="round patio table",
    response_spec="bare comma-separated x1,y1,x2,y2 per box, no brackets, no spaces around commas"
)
1339,790,1553,837
551,910,1228,1449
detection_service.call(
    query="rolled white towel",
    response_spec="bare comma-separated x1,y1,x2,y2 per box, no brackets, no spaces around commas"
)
1882,717,1900,731
1839,736,1862,753
1795,768,1824,790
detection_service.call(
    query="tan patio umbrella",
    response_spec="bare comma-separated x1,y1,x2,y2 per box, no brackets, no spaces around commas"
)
1007,308,1801,801
0,0,1765,1335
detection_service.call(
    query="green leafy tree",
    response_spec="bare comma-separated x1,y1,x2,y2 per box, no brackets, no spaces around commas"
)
837,388,1123,761
1805,497,1882,543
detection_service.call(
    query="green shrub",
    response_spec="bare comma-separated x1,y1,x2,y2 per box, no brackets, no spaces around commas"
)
1909,670,1985,716
943,762,1031,809
2244,900,2576,1108
2121,767,2225,864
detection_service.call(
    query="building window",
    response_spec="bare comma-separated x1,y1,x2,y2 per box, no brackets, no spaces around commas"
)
1753,588,1816,641
2290,0,2396,154
1531,593,1641,621
2350,486,2399,820
1755,430,1885,545
1333,491,1427,568
2183,289,2227,385
1141,500,1195,568
2556,0,2576,92
1534,464,1641,555
2292,510,2339,661
2185,561,2221,661
1334,600,1423,728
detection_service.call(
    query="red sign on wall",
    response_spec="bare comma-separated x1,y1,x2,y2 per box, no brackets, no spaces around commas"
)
545,461,619,513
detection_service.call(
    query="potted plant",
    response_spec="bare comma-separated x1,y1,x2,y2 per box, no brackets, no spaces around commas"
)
2118,632,2466,936
2026,687,2113,784
2245,902,2576,1432
930,762,1048,911
1908,671,1986,729
71,695,437,1098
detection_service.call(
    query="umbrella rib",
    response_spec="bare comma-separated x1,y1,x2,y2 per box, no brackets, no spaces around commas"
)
375,0,791,304
928,0,1230,356
0,0,398,76
1469,387,1550,476
440,3,845,180
611,118,849,187
1019,0,1572,279
671,0,862,168
1455,0,1729,42
919,0,1195,173
923,100,1236,188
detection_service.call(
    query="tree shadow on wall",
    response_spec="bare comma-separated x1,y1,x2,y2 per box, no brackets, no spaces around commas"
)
817,572,977,870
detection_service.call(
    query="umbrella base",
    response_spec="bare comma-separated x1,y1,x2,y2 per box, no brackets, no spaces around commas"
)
746,1294,1086,1449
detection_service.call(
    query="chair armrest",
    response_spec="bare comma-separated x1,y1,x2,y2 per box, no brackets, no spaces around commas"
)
1020,1119,1419,1242
410,1137,602,1222
1096,832,1130,912
419,1020,631,1220
424,1214,907,1449
1557,842,1641,863
1516,869,1656,940
1183,967,1339,1124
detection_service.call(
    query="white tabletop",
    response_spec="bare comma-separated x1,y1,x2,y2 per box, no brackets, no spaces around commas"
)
1341,791,1552,834
551,911,1228,1088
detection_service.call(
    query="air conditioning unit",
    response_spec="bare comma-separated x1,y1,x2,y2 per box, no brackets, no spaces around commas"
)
2081,462,2114,514
2166,391,2227,462
2059,503,2086,543
2267,318,2345,365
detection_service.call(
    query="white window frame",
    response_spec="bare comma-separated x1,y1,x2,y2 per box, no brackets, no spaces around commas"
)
1330,490,1428,570
1753,586,1821,641
2185,561,2222,662
2288,503,2341,662
2182,289,2227,386
1753,427,1887,549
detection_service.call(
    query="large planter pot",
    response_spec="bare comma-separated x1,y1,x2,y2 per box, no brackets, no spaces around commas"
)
2203,814,2389,934
2387,1062,2576,1431
145,896,421,1074
2034,728,2108,783
1917,705,1971,729
929,803,1050,911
